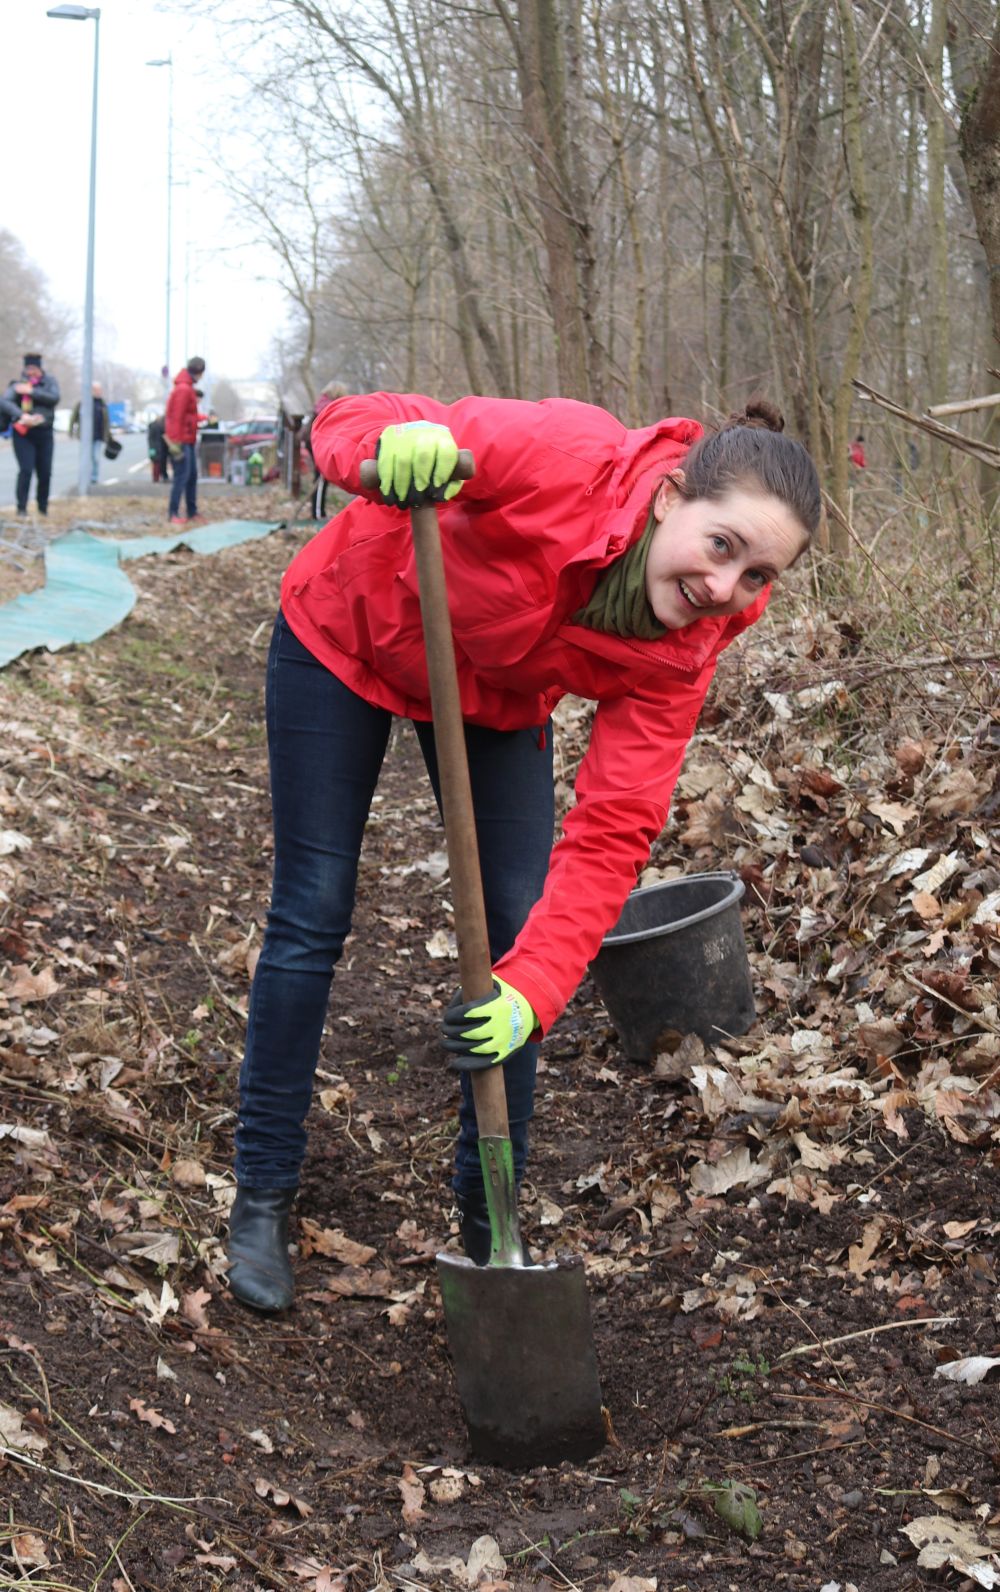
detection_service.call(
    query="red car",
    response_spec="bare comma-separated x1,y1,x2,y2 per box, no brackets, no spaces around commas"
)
226,418,280,480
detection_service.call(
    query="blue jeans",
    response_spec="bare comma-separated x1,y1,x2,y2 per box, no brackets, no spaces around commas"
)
91,438,102,484
168,443,197,518
235,613,554,1201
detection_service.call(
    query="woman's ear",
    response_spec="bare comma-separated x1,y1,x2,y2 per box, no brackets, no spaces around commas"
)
652,469,684,523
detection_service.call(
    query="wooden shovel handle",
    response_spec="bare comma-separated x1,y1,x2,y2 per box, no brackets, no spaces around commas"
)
358,450,475,494
359,452,511,1142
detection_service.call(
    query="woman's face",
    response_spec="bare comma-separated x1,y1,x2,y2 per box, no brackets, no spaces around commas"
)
645,477,808,630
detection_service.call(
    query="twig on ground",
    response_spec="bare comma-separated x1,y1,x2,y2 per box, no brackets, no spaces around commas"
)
517,1530,584,1592
776,1316,958,1362
901,971,1000,1035
0,1445,205,1508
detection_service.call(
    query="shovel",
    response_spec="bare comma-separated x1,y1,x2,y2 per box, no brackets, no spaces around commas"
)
359,454,605,1468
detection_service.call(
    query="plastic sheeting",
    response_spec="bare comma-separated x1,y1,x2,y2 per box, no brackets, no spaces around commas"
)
0,520,282,670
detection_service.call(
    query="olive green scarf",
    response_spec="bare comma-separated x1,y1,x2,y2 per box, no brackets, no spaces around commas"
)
572,507,667,640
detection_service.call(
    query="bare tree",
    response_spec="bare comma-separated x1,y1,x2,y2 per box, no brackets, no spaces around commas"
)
0,229,76,397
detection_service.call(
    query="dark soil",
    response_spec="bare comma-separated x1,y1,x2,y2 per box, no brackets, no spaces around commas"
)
1,520,998,1591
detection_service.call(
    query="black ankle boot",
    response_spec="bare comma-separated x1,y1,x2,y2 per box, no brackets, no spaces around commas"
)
227,1186,296,1311
456,1193,493,1266
456,1193,529,1266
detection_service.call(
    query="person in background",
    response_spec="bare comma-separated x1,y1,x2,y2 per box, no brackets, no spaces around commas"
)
303,380,349,520
88,382,109,485
225,389,821,1312
165,356,207,526
849,432,867,469
148,414,171,483
0,354,60,516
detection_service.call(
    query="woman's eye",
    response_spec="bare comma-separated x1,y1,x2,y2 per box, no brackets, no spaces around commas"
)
711,535,729,554
745,569,767,588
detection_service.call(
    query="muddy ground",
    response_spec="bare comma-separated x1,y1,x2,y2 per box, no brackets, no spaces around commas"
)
0,506,998,1591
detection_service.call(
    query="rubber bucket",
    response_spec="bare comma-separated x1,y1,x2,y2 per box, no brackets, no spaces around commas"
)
589,873,755,1058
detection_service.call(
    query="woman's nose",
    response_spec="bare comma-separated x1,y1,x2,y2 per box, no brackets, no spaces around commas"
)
706,568,741,605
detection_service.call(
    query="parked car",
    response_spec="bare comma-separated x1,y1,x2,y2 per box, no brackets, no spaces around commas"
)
227,417,280,446
226,417,280,481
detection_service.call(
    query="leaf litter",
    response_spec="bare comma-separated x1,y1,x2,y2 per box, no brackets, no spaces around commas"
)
0,514,997,1587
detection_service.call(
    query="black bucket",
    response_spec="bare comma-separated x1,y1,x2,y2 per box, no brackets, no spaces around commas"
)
589,872,755,1059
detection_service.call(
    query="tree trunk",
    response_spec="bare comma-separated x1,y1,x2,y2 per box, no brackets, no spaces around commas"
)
506,0,592,398
926,0,950,411
956,3,1000,511
829,0,874,551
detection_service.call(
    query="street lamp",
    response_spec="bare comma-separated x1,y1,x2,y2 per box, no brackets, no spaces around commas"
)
47,3,101,499
146,55,174,394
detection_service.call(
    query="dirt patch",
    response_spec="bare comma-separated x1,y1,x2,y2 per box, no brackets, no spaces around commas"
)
0,527,998,1589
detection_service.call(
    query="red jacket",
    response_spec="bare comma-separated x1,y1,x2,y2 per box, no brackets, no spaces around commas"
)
165,369,199,445
283,392,770,1033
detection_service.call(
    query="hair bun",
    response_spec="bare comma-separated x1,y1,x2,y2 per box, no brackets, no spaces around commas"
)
724,394,785,434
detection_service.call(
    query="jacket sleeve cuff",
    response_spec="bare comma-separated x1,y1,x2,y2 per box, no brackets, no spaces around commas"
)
491,957,564,1038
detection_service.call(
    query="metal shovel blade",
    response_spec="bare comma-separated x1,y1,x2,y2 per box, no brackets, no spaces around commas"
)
437,1252,605,1467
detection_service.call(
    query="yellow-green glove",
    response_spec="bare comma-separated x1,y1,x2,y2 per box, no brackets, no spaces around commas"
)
442,977,537,1070
375,421,464,509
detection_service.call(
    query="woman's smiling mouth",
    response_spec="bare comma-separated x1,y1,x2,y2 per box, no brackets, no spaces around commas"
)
678,579,706,609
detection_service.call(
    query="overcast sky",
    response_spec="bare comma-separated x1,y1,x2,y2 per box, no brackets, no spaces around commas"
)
6,1,289,384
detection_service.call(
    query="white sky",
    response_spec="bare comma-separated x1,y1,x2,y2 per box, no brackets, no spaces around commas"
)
5,0,290,385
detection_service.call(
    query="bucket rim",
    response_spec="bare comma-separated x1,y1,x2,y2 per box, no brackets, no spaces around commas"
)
599,870,745,948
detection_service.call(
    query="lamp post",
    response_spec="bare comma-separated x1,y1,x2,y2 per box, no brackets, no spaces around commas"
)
47,3,101,499
146,55,174,394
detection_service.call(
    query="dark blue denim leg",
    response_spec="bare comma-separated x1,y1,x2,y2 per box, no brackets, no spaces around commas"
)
184,443,198,517
164,442,192,515
413,720,554,1200
235,614,392,1186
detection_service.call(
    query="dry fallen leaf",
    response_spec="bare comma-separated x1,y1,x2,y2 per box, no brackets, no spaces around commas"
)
397,1462,426,1525
3,963,60,1002
254,1477,313,1517
134,1280,180,1326
847,1218,886,1278
689,1147,772,1195
171,1158,207,1188
0,1400,47,1454
10,1532,50,1568
298,1219,377,1266
934,1356,1000,1386
900,1513,1000,1579
129,1397,177,1434
181,1287,212,1330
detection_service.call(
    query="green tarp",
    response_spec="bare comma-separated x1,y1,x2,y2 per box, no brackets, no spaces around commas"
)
0,521,282,669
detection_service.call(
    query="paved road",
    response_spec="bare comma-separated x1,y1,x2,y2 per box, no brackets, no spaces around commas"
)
0,432,152,510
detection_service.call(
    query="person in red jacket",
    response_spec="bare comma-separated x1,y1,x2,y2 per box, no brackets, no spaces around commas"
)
164,356,206,525
227,390,821,1311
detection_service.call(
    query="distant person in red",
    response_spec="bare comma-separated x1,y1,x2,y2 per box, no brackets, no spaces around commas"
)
164,356,207,525
849,433,867,469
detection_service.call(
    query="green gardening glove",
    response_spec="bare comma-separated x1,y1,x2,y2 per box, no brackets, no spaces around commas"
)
375,421,464,509
441,977,537,1071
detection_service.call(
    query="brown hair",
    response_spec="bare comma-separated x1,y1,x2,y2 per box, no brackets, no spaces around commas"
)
668,395,821,540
